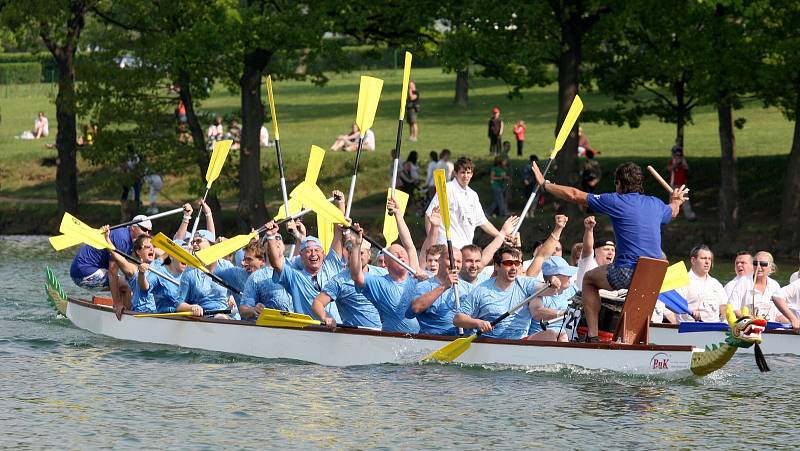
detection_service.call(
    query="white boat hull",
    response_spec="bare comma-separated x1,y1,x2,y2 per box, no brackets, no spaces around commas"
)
63,298,703,376
650,323,799,356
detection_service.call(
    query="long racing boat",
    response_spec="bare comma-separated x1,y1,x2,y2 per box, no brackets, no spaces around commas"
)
649,322,798,356
45,268,767,377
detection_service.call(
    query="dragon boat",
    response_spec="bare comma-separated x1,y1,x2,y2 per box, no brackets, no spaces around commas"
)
649,322,798,355
45,260,768,377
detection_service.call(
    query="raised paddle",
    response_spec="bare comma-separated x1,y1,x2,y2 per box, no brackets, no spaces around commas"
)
150,232,241,294
389,51,413,213
434,168,463,335
133,309,231,318
513,95,584,235
292,181,417,274
59,213,180,285
194,195,335,265
49,207,183,251
255,308,359,329
422,283,552,363
265,75,293,221
382,188,409,246
345,75,384,218
189,139,233,239
274,145,327,221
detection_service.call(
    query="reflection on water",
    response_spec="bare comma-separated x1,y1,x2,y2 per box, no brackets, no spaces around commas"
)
1,236,799,448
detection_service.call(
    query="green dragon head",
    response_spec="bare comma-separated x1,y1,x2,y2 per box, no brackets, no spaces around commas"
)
724,306,766,349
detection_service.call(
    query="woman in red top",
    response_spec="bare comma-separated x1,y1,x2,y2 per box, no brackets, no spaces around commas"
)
667,146,697,221
513,120,526,156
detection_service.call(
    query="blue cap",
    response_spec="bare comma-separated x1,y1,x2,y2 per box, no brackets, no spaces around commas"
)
194,229,215,243
542,256,577,277
300,236,322,251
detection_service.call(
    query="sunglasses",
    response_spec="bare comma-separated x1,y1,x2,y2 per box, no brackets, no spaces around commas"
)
137,225,151,234
753,261,770,268
501,259,522,268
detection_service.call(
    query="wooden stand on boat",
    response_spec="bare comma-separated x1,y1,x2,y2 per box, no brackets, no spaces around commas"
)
613,257,668,345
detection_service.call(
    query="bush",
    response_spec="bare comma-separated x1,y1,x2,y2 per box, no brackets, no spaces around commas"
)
0,62,42,84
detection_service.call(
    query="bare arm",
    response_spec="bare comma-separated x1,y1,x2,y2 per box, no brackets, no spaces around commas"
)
479,220,501,238
772,295,800,330
453,312,493,333
482,216,519,268
102,226,137,278
330,190,346,257
174,203,193,241
263,221,284,273
532,162,588,206
530,297,564,322
311,292,335,327
349,224,366,287
200,199,215,237
389,197,420,273
418,207,441,269
526,215,568,277
580,216,595,259
137,263,150,291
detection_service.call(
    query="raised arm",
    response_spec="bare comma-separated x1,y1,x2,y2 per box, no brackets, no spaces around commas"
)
349,223,366,287
174,203,193,241
668,185,689,219
526,215,568,277
389,197,420,273
482,216,519,268
263,221,284,273
200,199,215,237
580,216,595,259
532,162,588,206
330,190,346,257
418,207,441,269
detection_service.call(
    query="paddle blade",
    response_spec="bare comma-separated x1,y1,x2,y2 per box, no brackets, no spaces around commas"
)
422,334,478,362
318,215,334,254
355,75,384,136
196,232,257,266
274,197,304,221
382,188,409,245
398,52,412,120
660,261,690,293
305,145,326,186
205,139,233,187
59,213,112,251
49,233,82,251
256,308,319,328
291,182,349,226
433,169,451,239
151,232,207,271
550,95,584,159
265,75,280,140
658,290,693,315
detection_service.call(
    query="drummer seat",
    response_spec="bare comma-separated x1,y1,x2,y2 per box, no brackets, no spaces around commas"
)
612,257,668,345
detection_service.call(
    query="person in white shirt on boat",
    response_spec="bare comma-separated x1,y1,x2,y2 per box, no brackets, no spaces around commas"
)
789,251,800,284
723,251,754,298
425,156,502,249
574,216,615,288
674,245,726,323
727,251,781,320
772,279,800,330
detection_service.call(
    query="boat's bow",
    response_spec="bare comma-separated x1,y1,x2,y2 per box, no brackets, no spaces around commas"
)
690,308,768,376
45,266,68,316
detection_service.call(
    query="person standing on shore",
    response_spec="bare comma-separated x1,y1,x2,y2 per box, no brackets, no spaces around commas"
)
488,107,504,155
513,120,526,157
667,145,697,221
406,80,420,142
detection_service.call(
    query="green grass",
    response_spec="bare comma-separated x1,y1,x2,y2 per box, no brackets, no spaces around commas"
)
0,67,796,262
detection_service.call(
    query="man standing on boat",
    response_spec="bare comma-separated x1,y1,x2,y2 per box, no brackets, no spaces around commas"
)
531,161,687,342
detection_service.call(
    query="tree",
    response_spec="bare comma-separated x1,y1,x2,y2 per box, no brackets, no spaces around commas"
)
1,0,97,216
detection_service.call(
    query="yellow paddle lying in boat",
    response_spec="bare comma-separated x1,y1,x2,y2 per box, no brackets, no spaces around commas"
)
59,213,180,285
256,308,359,329
150,232,241,294
189,139,233,239
49,207,183,251
423,283,551,363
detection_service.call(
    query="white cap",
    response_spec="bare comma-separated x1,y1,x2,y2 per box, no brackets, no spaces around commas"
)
131,215,153,231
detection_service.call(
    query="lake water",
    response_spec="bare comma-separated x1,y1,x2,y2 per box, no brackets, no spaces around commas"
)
1,235,797,449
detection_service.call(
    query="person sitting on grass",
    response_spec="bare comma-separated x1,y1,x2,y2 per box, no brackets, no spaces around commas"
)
331,123,376,152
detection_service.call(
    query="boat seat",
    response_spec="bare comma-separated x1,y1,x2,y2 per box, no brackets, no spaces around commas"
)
612,257,668,345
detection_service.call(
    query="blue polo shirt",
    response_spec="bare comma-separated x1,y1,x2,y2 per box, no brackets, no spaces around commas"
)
152,264,185,313
179,267,241,319
70,227,133,279
240,266,293,313
214,265,248,306
359,273,420,334
272,252,342,321
586,192,672,268
458,276,543,339
527,284,579,335
128,270,158,313
323,266,386,328
406,277,474,336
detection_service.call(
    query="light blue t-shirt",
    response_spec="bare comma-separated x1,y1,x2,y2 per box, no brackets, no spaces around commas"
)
359,273,420,334
462,272,490,286
459,276,544,339
179,267,241,320
586,192,672,268
272,252,342,321
214,265,248,306
240,266,293,313
152,264,184,313
128,270,158,313
323,266,386,328
406,277,474,336
527,284,579,335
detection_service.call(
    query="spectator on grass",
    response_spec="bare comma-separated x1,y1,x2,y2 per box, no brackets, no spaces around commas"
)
514,120,526,157
34,111,49,139
207,116,224,143
488,107,504,155
425,150,439,203
434,149,454,181
406,80,420,142
667,145,697,221
487,156,510,217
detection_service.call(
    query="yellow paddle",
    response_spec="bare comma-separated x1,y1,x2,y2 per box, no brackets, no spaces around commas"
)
134,309,231,318
433,168,462,334
422,284,551,363
150,232,241,294
660,261,690,293
189,139,233,239
390,52,413,205
274,145,325,221
345,75,384,218
265,75,293,220
382,188,409,245
255,308,361,329
49,208,184,251
59,213,180,285
513,95,584,234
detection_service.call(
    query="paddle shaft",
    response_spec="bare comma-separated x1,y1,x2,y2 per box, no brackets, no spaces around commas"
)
389,119,403,214
646,165,673,194
114,208,183,230
200,266,242,295
274,139,292,219
189,187,211,239
513,157,556,235
475,283,551,338
134,309,231,318
345,137,366,218
446,239,463,335
112,249,180,285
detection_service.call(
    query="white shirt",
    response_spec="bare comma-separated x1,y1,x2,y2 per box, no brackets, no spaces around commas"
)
425,179,487,248
724,274,751,298
259,126,270,147
434,160,454,181
727,277,781,320
35,116,49,136
675,270,726,323
776,279,800,306
576,255,598,288
426,162,437,187
790,271,799,284
363,129,376,151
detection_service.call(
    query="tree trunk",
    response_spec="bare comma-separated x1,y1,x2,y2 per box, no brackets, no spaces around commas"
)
177,70,223,233
554,8,581,190
454,68,469,106
717,102,739,233
674,78,686,149
237,49,270,232
53,54,79,216
778,87,800,250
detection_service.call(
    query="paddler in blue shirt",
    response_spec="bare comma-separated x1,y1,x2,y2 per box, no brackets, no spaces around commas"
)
527,255,579,342
214,238,266,309
104,233,159,313
532,161,688,342
239,235,293,320
453,215,566,339
407,247,472,336
177,229,239,319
